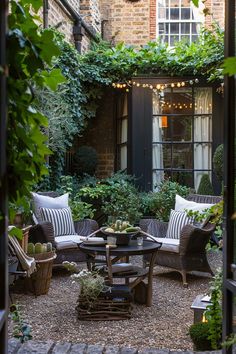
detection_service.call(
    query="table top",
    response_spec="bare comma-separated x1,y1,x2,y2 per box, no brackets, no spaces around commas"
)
79,240,162,256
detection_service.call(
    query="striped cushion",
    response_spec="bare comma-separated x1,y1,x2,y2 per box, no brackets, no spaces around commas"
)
40,207,76,237
166,209,192,239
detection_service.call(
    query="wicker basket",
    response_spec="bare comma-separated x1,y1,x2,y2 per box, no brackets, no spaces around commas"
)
76,294,132,321
26,251,56,296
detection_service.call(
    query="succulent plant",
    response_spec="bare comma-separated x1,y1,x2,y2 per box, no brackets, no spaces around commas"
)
27,242,53,255
34,243,43,254
27,243,35,255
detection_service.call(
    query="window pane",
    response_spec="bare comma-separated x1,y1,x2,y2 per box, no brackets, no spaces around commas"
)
191,35,198,43
172,171,193,186
194,143,212,169
159,7,167,19
170,8,179,19
180,0,190,7
172,143,192,168
181,22,190,34
180,35,190,42
121,119,127,143
194,87,212,114
170,35,179,45
192,22,198,34
181,8,190,19
172,116,192,141
120,145,127,170
153,143,164,168
194,171,212,192
194,116,212,142
170,23,179,34
170,0,179,7
163,144,172,168
159,23,165,34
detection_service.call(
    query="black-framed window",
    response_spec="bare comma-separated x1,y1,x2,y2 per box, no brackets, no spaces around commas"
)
116,93,128,171
152,86,212,190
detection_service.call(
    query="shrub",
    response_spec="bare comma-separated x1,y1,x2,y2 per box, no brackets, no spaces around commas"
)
197,174,214,195
189,322,212,351
148,179,190,221
213,144,223,183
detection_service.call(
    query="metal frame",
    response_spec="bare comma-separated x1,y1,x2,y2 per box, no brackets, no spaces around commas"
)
223,1,236,353
0,0,8,353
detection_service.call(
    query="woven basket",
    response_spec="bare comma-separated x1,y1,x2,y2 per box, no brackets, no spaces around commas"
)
26,251,56,296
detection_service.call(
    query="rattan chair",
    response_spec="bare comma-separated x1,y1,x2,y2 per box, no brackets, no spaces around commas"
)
140,194,222,286
29,191,99,265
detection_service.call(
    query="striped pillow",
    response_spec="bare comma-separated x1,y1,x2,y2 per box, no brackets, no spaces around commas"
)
166,209,192,239
40,207,76,237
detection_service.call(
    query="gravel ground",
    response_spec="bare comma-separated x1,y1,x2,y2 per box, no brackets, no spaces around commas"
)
9,250,222,351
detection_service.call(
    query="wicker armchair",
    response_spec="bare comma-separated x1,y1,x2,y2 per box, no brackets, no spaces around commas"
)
29,191,99,265
140,194,222,286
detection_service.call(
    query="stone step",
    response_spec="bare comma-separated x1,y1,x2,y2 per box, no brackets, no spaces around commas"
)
8,338,222,354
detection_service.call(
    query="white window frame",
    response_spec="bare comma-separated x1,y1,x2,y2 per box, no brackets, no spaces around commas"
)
156,0,205,46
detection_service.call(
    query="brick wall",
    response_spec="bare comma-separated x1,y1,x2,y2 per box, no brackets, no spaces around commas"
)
80,0,101,34
100,0,150,46
76,89,115,179
205,0,225,29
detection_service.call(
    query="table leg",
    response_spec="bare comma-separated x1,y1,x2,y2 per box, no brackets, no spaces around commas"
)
146,251,158,307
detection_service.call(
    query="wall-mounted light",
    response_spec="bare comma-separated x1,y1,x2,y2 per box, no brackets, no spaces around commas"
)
161,116,168,128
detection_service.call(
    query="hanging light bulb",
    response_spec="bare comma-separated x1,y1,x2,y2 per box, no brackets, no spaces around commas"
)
195,78,199,83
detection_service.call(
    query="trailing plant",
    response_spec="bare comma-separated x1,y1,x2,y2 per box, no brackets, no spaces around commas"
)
7,0,65,224
197,174,214,195
10,304,32,343
205,267,223,349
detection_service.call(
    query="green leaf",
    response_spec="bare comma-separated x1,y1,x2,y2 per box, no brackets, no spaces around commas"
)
9,227,23,240
191,0,199,7
41,69,66,90
21,0,42,12
222,57,236,76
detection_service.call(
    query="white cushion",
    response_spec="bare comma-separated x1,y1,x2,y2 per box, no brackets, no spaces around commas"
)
175,194,213,213
40,207,76,237
166,209,192,239
148,236,180,253
55,235,82,244
31,192,69,222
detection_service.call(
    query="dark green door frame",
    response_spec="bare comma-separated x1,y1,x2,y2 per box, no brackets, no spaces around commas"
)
0,0,8,353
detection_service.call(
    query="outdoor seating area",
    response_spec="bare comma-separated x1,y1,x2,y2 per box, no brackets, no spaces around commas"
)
3,0,236,352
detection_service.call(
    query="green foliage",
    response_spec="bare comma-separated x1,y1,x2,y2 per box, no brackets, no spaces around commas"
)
197,174,214,195
147,179,190,221
79,172,142,224
222,57,236,76
29,242,53,254
73,146,98,176
205,268,223,349
83,25,224,82
10,304,32,343
7,0,65,221
189,322,212,351
213,144,224,183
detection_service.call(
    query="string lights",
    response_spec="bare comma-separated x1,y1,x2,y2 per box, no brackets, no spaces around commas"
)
112,78,200,92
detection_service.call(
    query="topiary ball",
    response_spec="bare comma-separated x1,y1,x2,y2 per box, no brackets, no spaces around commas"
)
189,322,212,351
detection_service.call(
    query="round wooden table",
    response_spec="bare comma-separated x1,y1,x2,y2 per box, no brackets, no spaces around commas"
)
79,240,161,306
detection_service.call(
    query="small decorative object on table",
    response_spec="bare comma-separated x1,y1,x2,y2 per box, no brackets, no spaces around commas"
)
101,219,140,246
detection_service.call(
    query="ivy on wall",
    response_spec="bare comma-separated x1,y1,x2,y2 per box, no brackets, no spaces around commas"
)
7,0,65,212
